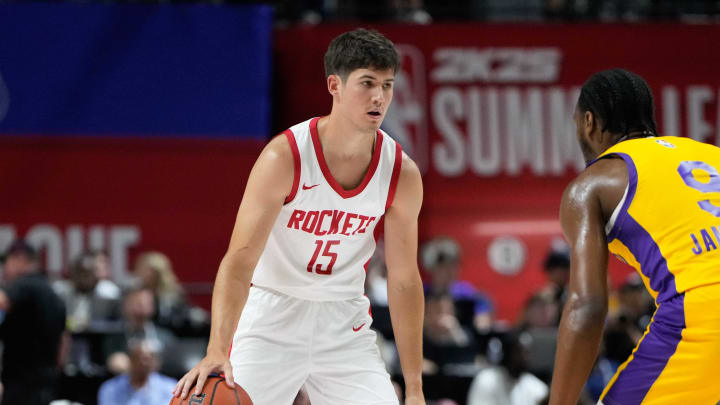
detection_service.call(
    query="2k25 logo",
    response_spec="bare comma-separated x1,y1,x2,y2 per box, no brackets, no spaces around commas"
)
189,393,207,404
383,45,428,173
431,47,562,83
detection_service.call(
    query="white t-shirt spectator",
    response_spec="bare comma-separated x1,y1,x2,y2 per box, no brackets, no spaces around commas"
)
467,366,548,405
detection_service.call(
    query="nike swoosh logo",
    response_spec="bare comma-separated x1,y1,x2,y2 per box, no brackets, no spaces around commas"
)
302,183,319,190
352,323,366,332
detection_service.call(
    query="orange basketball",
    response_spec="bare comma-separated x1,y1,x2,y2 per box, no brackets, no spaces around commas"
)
169,376,253,405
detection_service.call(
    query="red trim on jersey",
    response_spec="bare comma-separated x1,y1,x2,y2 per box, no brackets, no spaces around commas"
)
364,215,386,318
364,216,386,276
309,117,383,199
284,129,301,204
385,142,403,211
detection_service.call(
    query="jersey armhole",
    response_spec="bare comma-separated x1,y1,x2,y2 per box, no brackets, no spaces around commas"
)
602,152,638,242
605,185,629,235
385,142,403,211
283,129,301,204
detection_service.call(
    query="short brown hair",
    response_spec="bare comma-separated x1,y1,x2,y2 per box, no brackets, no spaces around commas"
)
324,28,400,80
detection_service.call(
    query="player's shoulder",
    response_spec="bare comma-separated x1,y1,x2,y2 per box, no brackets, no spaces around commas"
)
581,155,628,182
388,150,423,213
396,150,422,192
562,156,628,213
260,131,295,167
398,151,420,177
376,128,421,184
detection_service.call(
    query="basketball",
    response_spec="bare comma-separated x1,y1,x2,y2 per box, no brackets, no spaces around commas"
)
169,376,253,405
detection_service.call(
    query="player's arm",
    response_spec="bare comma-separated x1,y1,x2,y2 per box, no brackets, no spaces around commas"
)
549,170,611,405
384,153,425,404
174,134,294,399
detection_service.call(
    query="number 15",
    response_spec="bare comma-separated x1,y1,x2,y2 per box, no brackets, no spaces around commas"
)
307,240,340,275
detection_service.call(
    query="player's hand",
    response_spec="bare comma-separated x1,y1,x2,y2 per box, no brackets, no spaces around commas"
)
172,350,234,400
404,393,426,405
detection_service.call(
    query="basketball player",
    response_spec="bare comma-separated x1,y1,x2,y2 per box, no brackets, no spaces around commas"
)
549,69,720,405
173,29,425,405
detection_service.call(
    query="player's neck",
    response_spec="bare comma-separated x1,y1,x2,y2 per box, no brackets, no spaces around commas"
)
318,114,376,159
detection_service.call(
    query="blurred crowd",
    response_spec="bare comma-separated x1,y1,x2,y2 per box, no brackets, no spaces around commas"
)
0,235,655,405
3,0,717,23
233,0,717,23
0,240,210,405
362,236,655,405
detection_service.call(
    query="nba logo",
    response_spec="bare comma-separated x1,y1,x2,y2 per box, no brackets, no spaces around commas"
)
655,139,675,148
383,44,429,173
189,393,207,404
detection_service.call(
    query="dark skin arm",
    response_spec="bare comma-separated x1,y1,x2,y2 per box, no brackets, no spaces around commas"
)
549,157,628,405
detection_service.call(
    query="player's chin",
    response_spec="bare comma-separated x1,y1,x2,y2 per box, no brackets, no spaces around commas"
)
364,114,384,129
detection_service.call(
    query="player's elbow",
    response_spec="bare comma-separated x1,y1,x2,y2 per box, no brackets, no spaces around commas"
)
387,269,423,293
563,294,607,333
218,247,256,280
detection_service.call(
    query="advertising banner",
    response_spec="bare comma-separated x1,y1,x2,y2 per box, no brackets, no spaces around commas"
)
0,4,273,308
275,24,720,320
0,3,272,137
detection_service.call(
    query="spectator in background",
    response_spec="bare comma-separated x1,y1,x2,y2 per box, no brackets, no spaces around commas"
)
535,247,570,326
272,0,326,25
584,275,654,402
481,0,545,21
54,252,123,379
608,274,654,344
93,250,121,299
391,0,433,23
54,251,121,333
515,294,559,384
0,240,66,405
591,274,655,383
98,338,176,405
467,332,548,405
133,252,184,327
423,293,478,375
364,240,396,341
103,285,176,375
422,237,494,332
514,246,571,383
518,294,560,330
132,251,208,336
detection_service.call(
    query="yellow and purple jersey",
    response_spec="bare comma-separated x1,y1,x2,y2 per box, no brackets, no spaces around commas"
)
588,136,720,405
599,136,720,301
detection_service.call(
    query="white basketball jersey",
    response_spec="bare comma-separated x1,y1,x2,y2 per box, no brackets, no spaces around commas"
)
251,117,402,301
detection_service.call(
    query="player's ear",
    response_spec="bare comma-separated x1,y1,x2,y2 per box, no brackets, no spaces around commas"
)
327,74,341,97
583,110,596,138
585,111,607,147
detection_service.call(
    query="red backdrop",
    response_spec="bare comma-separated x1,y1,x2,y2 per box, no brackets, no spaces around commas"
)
0,136,264,308
274,23,720,321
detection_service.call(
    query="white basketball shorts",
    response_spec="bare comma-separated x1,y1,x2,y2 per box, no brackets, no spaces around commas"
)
229,285,399,405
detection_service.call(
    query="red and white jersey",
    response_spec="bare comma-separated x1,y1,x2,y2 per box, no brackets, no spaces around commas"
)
251,117,403,301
